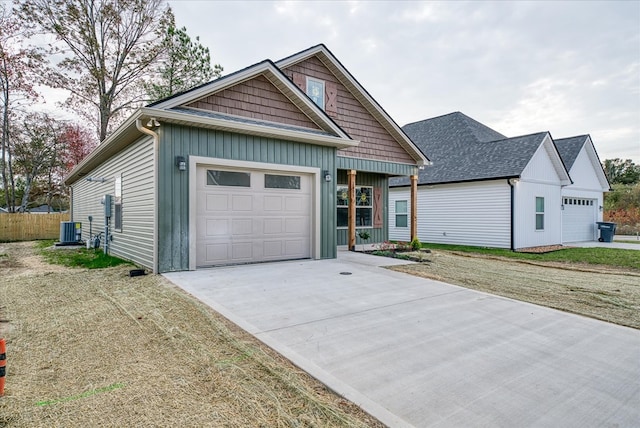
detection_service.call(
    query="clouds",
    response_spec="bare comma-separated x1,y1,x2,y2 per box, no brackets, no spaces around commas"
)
169,1,640,162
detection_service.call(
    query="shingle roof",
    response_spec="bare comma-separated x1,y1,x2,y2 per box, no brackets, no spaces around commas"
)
554,135,587,171
391,112,550,186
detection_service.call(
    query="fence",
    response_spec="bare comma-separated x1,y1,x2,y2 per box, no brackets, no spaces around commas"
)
0,213,70,242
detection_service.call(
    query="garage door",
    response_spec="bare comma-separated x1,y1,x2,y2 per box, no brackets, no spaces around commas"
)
196,166,312,267
562,197,596,242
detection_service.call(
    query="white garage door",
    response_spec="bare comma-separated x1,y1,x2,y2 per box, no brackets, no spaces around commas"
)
196,166,312,267
562,197,596,242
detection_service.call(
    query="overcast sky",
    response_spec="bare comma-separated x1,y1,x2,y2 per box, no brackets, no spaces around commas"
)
169,0,640,163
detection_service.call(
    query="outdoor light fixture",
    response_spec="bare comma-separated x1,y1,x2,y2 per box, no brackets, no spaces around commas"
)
175,156,186,171
323,170,332,182
599,205,603,212
146,117,160,128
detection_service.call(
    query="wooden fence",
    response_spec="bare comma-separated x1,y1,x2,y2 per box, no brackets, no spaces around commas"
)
0,213,70,242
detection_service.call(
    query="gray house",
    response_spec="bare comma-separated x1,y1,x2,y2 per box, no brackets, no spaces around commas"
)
389,112,607,249
65,44,428,273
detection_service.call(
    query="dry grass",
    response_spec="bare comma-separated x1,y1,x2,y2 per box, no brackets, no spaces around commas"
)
0,242,382,427
388,250,640,329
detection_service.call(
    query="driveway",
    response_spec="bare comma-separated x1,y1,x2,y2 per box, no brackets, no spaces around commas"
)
164,251,640,427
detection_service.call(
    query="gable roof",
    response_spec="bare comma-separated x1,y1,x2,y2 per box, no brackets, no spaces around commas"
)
149,59,350,139
391,112,571,186
554,135,587,170
276,44,429,166
555,135,610,190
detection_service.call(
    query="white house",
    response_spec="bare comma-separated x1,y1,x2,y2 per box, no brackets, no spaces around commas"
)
389,112,609,249
555,135,610,242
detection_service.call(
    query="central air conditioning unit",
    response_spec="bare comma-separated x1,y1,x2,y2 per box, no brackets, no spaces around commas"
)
59,221,82,244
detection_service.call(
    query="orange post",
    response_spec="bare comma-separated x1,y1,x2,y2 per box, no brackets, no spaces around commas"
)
0,338,5,396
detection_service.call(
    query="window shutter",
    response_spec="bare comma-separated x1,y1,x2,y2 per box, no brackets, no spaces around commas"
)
326,81,338,116
292,72,305,91
373,187,383,228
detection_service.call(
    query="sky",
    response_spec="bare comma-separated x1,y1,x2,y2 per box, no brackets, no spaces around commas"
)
165,0,640,163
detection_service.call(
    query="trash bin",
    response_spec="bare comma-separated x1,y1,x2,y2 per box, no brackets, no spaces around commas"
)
596,222,617,242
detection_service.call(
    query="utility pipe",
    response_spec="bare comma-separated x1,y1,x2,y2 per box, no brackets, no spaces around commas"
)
136,118,160,274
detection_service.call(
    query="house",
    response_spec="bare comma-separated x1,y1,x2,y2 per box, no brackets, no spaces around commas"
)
555,135,610,242
64,44,428,273
389,111,608,249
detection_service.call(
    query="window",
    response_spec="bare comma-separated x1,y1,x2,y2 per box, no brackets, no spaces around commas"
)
207,170,250,187
114,174,122,232
535,197,544,231
395,200,408,228
306,77,325,110
265,174,300,189
337,185,373,228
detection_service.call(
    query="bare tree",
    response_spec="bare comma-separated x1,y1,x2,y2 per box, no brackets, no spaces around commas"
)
18,0,173,142
0,4,42,211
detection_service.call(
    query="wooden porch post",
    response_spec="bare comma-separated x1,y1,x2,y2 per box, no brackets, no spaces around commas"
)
410,174,418,241
348,169,356,251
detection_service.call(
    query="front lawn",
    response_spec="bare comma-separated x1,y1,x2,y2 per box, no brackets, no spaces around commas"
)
420,243,640,271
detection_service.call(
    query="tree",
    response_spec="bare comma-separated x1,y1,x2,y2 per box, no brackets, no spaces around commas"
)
18,0,173,142
146,23,223,102
602,158,640,185
12,113,60,212
59,123,98,170
0,4,42,211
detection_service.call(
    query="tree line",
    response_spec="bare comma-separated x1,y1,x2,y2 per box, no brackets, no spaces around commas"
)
1,0,221,212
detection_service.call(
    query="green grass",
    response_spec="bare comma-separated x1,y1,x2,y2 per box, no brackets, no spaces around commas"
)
421,242,640,270
37,239,132,269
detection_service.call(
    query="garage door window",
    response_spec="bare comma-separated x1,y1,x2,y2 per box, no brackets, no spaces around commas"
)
265,174,301,189
536,197,544,230
207,170,250,187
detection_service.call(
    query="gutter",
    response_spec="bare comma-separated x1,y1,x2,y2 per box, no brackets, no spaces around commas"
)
507,178,517,251
136,119,159,274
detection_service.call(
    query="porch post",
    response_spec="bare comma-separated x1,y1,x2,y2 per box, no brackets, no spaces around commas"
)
410,174,418,241
348,169,356,251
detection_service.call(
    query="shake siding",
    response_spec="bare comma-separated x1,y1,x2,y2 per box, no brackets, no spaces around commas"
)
158,124,336,272
335,170,388,246
71,136,155,269
186,75,321,130
282,56,414,164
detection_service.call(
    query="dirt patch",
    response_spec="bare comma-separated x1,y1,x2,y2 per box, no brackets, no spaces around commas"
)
387,250,640,329
0,242,382,427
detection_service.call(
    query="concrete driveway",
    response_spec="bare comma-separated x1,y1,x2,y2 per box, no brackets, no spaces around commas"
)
164,251,640,427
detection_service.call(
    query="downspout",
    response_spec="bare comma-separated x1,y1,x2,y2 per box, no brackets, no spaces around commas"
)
136,119,159,274
508,178,515,251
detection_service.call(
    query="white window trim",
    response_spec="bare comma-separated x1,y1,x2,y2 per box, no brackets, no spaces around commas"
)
395,200,408,228
306,77,325,110
114,174,123,232
535,196,544,231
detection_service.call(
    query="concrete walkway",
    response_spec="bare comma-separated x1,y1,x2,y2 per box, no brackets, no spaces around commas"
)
164,251,640,427
568,239,640,250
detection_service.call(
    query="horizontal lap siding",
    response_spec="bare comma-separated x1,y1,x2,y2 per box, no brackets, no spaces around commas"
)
417,181,511,248
159,124,336,272
71,137,155,269
187,75,320,130
282,57,414,164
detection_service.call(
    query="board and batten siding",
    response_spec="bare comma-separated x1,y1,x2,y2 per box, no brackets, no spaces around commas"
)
335,169,388,246
390,180,511,248
561,147,605,223
158,124,336,272
513,180,562,248
71,136,155,269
